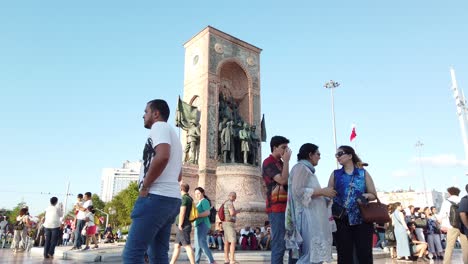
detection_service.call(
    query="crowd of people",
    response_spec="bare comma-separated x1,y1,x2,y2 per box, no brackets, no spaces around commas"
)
118,99,468,264
381,186,468,263
1,190,124,260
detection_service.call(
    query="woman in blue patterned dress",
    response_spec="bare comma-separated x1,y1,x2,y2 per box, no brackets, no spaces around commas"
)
327,145,377,264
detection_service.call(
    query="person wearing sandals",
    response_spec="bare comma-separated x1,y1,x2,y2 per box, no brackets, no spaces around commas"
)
285,143,336,264
327,145,377,264
391,202,412,261
222,192,240,264
82,205,98,250
408,222,430,262
43,196,63,259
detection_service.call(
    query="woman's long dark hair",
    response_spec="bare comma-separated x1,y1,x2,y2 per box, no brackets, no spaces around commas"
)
194,187,211,206
338,145,362,166
297,143,318,161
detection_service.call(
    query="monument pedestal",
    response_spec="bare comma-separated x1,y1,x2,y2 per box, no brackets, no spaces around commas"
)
215,164,267,229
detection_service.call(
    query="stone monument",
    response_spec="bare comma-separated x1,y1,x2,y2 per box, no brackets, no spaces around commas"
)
179,26,266,228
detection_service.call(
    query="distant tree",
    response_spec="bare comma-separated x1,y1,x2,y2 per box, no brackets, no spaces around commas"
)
105,181,138,228
91,194,106,226
92,194,106,212
6,202,27,225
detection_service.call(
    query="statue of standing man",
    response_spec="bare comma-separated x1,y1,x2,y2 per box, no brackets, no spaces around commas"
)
250,125,260,166
221,121,235,163
239,123,251,164
186,121,201,164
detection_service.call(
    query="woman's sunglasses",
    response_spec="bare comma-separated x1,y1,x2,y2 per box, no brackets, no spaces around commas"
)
335,151,347,158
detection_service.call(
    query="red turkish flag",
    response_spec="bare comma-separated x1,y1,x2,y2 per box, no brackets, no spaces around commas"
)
350,126,357,142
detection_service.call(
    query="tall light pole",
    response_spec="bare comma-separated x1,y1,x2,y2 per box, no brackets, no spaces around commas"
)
450,67,468,162
415,140,429,205
109,207,116,226
324,80,340,168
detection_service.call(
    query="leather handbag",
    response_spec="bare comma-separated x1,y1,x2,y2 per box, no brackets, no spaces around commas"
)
332,172,355,220
358,197,390,223
384,225,396,242
332,203,347,220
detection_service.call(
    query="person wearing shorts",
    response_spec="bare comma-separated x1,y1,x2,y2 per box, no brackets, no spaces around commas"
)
170,183,195,264
223,192,240,264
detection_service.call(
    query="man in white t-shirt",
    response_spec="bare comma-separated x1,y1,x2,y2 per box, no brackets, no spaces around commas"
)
72,192,93,250
439,186,468,264
123,99,182,264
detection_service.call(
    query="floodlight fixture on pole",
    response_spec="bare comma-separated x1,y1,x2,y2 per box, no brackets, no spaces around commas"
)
324,80,340,168
415,140,429,205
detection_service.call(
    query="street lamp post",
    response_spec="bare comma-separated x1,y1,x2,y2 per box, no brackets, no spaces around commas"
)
324,80,340,168
415,140,429,205
109,207,116,226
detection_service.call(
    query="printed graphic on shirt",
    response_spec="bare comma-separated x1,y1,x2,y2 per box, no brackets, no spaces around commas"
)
139,138,155,190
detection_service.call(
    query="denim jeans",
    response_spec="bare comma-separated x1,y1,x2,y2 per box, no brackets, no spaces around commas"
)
122,194,181,264
44,227,59,257
74,219,86,248
269,212,296,264
375,231,385,248
207,235,215,246
194,222,215,264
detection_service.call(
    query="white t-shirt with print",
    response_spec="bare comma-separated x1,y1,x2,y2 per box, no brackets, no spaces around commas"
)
139,121,182,199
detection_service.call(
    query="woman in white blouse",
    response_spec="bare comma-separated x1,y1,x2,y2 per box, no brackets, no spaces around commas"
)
285,143,337,264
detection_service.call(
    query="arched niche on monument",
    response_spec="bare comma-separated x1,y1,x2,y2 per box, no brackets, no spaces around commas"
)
218,60,251,124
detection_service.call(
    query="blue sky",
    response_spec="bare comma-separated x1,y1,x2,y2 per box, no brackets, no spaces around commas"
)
1,1,468,215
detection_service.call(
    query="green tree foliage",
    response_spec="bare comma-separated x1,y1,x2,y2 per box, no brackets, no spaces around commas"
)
105,181,139,228
91,194,106,226
6,202,27,225
92,194,106,212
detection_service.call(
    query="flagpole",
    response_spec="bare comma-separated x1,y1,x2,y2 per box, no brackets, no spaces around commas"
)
324,80,340,169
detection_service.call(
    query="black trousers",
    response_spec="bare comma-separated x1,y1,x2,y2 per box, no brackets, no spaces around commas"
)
335,218,374,264
44,227,59,257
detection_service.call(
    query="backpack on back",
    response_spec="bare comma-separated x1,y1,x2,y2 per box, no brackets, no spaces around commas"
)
218,202,226,222
189,198,198,222
448,199,461,228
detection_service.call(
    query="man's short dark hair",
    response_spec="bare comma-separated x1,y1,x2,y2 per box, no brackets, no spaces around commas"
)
270,136,290,152
447,187,461,196
50,197,58,205
85,192,92,198
77,193,83,199
147,99,170,122
180,182,190,192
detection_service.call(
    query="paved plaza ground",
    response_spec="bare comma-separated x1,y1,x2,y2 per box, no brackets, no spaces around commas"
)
0,243,465,263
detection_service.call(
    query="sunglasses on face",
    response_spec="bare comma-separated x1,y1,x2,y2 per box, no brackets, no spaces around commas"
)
335,151,347,158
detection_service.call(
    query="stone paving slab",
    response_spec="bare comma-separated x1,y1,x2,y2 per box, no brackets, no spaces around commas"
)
30,243,389,262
